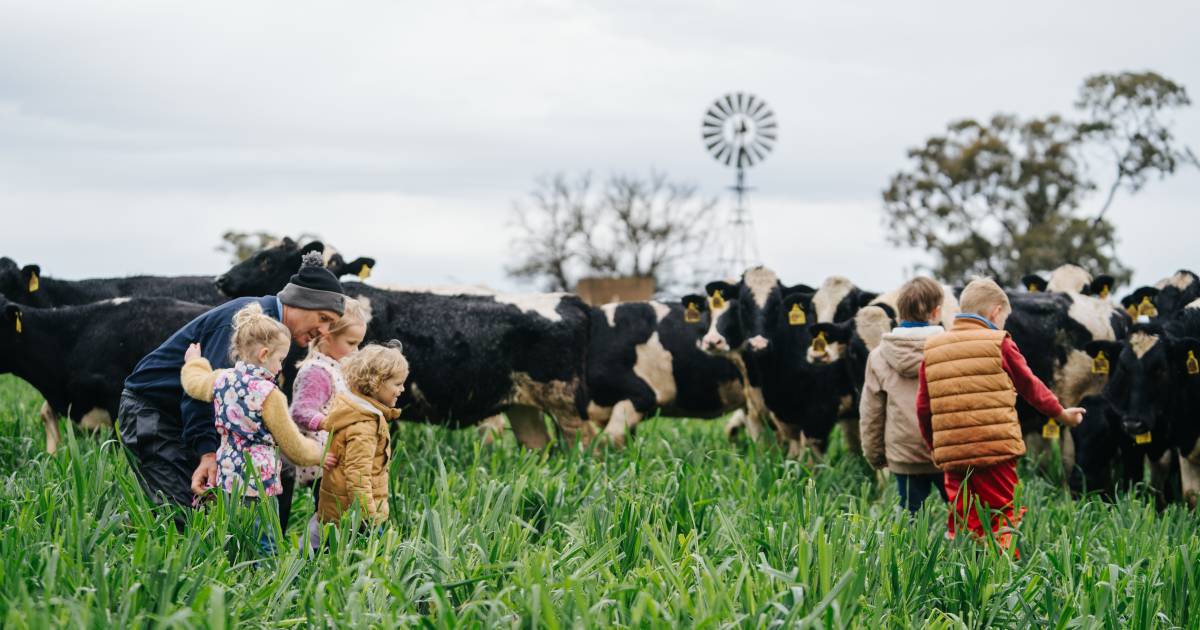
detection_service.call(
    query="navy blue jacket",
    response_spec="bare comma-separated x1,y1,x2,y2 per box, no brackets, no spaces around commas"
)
124,296,284,454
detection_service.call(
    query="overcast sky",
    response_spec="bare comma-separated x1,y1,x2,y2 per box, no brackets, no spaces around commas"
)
2,1,1197,295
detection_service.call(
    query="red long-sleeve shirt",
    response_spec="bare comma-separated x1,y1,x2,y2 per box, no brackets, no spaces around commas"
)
916,335,1064,449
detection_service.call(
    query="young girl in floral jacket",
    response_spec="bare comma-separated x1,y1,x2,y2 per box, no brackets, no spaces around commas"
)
181,303,325,503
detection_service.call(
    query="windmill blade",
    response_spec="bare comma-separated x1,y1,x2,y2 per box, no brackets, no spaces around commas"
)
702,128,724,140
745,93,758,114
712,99,731,117
749,99,767,117
723,94,737,115
702,116,725,128
704,109,726,124
750,144,767,162
735,92,746,113
757,131,778,142
706,138,726,154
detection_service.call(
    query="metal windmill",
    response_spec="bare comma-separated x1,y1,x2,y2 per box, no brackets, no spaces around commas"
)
701,92,776,277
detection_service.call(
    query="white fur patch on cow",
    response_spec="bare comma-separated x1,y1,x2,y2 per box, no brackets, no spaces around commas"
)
870,289,899,311
701,297,734,351
813,276,854,323
855,305,892,352
320,244,340,267
105,297,131,306
600,303,619,327
1130,331,1160,359
1156,268,1195,291
1186,298,1200,311
79,407,113,431
633,332,676,405
1047,264,1091,294
1180,452,1200,508
651,301,670,322
743,266,778,307
1068,293,1117,341
587,401,613,425
1052,350,1105,408
494,293,566,322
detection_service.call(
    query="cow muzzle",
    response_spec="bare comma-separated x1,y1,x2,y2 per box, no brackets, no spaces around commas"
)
700,332,729,353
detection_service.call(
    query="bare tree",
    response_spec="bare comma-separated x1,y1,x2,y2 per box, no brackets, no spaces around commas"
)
506,171,718,294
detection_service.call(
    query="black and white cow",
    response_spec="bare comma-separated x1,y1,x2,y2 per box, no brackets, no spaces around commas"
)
1118,270,1199,322
1022,269,1117,300
693,266,855,456
585,300,750,447
0,294,209,453
0,257,225,307
213,238,376,298
217,252,594,449
1103,300,1200,507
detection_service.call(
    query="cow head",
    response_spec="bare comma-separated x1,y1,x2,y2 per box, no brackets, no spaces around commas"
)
0,258,45,306
1105,326,1172,442
807,320,855,364
1154,270,1200,317
1021,274,1049,294
1121,286,1160,321
697,280,742,353
326,254,377,281
680,294,708,326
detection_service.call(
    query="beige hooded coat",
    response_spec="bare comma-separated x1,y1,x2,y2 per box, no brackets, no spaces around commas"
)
858,325,943,475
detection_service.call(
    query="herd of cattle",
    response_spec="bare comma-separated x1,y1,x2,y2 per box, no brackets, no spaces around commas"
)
1,238,1198,506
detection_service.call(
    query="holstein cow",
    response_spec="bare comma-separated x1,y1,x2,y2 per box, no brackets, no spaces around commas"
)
1022,269,1117,300
213,238,376,298
216,253,595,449
1068,341,1156,500
0,294,208,453
1103,299,1200,507
694,266,855,457
1118,270,1199,322
1000,267,1131,475
0,257,226,307
585,300,750,447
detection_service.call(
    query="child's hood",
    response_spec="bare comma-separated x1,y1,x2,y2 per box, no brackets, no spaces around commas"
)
879,325,944,378
322,392,401,432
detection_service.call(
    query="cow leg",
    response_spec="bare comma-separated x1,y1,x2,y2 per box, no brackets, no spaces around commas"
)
741,388,770,442
1178,450,1200,509
79,407,113,431
477,415,505,446
550,409,596,448
603,400,643,449
506,406,550,450
1149,449,1175,508
839,418,862,456
1060,427,1076,483
41,402,61,455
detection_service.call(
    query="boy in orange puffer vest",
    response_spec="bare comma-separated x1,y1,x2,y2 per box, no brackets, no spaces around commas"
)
916,278,1085,553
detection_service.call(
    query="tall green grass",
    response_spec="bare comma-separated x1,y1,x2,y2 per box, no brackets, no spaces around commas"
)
0,374,1196,628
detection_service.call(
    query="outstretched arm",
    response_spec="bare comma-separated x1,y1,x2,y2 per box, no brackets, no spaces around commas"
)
261,390,325,465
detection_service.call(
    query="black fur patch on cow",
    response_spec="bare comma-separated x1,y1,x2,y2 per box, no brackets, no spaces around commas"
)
0,256,225,307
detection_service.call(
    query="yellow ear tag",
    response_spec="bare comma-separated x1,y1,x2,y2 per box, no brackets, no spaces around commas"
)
28,273,39,293
14,312,21,334
1138,296,1158,318
1091,351,1109,375
1027,284,1039,293
1187,350,1200,376
357,264,372,280
1099,285,1110,299
1126,304,1138,319
710,290,725,310
789,303,806,326
684,303,701,323
811,331,827,354
1042,418,1060,440
1135,432,1152,445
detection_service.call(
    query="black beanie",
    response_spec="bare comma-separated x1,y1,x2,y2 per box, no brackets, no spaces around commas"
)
277,252,346,315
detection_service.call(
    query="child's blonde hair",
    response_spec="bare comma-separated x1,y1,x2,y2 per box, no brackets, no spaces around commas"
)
230,303,290,363
959,278,1012,318
897,276,944,322
310,297,373,356
341,341,409,398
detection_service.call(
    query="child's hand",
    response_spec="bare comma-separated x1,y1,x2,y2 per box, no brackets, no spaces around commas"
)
1057,407,1086,427
184,343,202,363
324,452,338,470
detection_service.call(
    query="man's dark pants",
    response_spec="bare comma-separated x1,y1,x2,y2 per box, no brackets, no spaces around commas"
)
119,388,297,531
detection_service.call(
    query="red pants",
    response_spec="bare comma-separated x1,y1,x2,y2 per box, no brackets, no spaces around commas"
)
944,460,1025,555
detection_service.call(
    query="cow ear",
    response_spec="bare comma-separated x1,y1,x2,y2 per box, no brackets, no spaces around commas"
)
3,303,22,333
681,294,707,323
1088,275,1116,299
1171,337,1200,377
340,257,375,280
1022,274,1048,293
1083,340,1122,375
782,292,813,326
281,236,296,248
20,265,40,293
855,291,879,310
300,240,325,256
782,283,815,296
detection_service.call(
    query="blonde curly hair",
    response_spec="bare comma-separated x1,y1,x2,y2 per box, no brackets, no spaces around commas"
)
341,341,408,398
230,303,290,363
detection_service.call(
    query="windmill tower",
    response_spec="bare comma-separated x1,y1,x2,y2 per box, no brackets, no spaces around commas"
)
701,92,777,277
